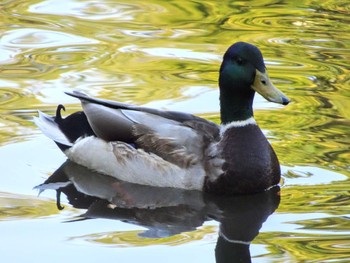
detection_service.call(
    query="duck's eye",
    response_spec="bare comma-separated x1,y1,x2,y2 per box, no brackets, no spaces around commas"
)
235,57,244,65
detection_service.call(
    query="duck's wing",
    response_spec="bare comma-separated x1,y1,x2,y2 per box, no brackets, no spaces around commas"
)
67,91,220,168
66,90,212,123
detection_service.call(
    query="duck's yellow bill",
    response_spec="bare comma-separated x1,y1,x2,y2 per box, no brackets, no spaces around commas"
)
252,69,290,105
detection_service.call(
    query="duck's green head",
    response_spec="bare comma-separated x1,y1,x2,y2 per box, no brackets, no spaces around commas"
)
219,42,289,123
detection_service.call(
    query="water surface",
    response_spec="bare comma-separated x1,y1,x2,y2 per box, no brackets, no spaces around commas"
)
0,0,350,262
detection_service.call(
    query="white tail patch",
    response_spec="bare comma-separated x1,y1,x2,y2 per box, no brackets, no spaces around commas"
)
220,117,256,136
34,111,72,146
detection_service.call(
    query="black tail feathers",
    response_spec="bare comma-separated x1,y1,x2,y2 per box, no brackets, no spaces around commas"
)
35,105,95,152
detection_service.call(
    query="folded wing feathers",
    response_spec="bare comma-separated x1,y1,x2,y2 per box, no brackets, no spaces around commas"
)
133,124,199,168
183,120,220,142
64,91,224,178
128,113,220,170
111,141,173,175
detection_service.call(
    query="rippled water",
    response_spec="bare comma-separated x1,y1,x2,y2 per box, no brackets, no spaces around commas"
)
0,0,349,262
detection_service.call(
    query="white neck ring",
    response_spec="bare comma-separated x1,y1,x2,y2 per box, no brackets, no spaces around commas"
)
220,117,256,136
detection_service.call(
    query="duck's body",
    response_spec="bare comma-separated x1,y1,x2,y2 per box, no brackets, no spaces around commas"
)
35,42,289,195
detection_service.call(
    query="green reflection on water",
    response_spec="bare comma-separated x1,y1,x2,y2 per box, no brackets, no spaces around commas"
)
0,0,350,262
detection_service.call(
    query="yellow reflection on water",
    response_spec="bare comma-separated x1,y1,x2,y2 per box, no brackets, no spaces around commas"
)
71,225,217,247
0,0,350,262
0,192,59,220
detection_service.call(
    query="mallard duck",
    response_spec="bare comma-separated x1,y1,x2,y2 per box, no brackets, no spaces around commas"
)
35,42,289,195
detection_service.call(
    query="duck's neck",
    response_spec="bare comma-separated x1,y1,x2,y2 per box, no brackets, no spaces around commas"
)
219,84,255,124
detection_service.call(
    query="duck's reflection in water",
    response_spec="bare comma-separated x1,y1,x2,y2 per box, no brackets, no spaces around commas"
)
36,161,280,263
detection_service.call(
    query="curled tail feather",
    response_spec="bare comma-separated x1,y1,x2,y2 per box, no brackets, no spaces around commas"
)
34,105,95,151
